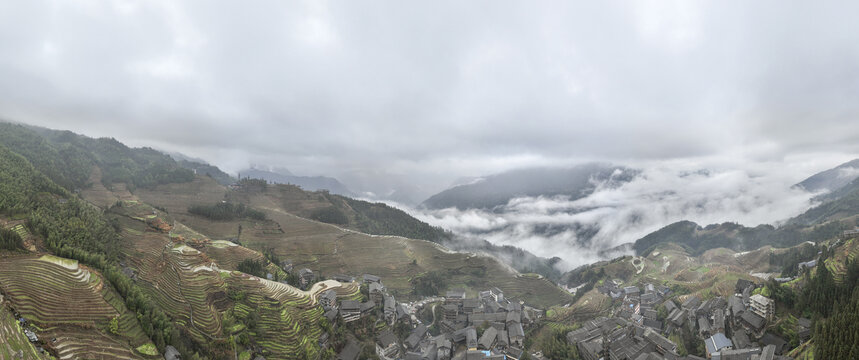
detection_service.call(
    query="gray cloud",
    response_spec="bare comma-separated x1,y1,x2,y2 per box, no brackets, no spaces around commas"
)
1,1,858,201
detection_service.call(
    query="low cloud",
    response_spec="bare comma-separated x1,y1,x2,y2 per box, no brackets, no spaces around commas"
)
402,162,820,271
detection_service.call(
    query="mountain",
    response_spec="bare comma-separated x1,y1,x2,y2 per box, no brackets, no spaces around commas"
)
238,167,353,196
0,123,576,359
630,181,859,258
421,163,638,210
795,158,859,193
166,152,235,186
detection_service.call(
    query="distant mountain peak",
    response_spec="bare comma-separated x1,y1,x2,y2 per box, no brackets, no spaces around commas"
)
421,163,638,210
795,158,859,193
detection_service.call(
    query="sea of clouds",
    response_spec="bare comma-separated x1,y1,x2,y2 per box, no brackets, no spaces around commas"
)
399,164,822,272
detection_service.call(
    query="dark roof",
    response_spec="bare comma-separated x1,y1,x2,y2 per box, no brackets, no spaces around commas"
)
664,299,678,313
321,289,337,301
369,282,385,293
406,324,428,349
360,300,376,312
797,317,812,328
324,309,338,322
682,296,701,310
736,279,755,293
340,300,360,311
337,340,360,360
497,330,508,345
378,330,398,348
698,317,712,334
643,319,663,331
465,327,478,348
463,298,480,308
760,333,788,355
728,295,745,316
446,289,466,298
478,326,498,349
363,274,381,283
732,328,752,350
644,327,676,352
509,322,525,338
741,311,766,330
758,344,776,360
506,311,521,324
332,274,354,282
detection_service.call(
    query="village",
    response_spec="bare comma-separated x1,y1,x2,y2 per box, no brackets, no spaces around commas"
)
307,270,543,360
563,276,805,360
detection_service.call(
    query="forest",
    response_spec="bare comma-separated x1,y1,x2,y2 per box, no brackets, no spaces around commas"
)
0,227,22,250
188,202,266,221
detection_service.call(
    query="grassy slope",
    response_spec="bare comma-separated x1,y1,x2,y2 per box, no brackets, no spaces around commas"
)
135,176,574,309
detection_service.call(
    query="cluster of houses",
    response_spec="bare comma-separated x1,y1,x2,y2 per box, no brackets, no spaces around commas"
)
324,273,540,360
570,279,798,359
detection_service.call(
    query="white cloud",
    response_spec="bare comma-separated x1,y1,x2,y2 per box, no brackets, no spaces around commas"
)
403,160,820,271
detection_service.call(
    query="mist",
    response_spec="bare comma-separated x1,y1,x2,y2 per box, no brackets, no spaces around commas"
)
401,161,822,271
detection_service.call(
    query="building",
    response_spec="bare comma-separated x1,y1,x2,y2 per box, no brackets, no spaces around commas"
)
376,330,400,360
797,260,817,270
735,279,755,294
465,327,478,349
363,274,382,284
332,274,354,283
749,294,773,321
508,323,525,347
405,324,428,351
384,295,398,325
443,304,460,322
715,347,761,359
319,289,338,310
370,282,386,305
340,300,362,323
740,311,766,338
446,289,467,305
298,268,315,288
490,287,505,303
682,296,702,310
478,327,498,350
704,333,733,358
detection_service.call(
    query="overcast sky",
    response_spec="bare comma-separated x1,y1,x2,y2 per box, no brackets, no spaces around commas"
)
1,1,858,201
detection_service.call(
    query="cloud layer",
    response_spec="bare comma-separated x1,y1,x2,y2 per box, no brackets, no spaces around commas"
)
1,1,858,201
407,161,821,270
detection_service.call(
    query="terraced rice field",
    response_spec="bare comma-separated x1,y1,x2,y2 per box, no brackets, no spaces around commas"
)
225,274,340,359
203,240,266,270
118,213,342,358
0,299,42,360
0,255,154,359
120,226,227,342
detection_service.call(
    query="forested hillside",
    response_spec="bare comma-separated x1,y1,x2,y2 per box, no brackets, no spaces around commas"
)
0,144,195,355
0,122,195,191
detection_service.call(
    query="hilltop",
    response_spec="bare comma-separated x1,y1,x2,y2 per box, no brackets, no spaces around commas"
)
421,163,637,210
